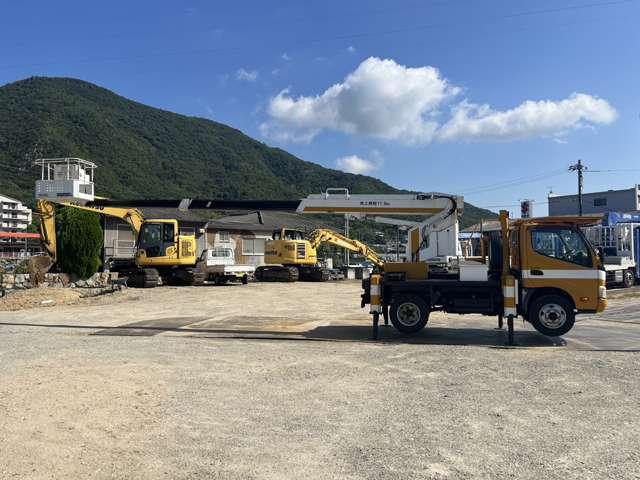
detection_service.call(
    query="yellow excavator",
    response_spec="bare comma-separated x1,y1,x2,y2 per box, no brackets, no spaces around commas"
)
36,199,197,287
34,159,458,288
255,227,384,282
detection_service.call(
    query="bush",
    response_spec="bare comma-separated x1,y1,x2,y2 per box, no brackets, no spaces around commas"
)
55,207,103,279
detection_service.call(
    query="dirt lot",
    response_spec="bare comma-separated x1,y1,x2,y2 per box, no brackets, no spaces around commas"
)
1,282,639,479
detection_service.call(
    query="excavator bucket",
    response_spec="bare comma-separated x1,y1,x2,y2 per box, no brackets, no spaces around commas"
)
27,255,53,287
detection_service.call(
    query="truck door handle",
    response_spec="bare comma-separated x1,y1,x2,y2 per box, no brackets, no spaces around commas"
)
530,269,544,276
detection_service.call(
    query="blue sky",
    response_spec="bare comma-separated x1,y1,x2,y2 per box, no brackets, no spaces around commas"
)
1,0,639,215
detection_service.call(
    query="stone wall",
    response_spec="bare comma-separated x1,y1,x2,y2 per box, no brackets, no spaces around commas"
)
0,272,121,293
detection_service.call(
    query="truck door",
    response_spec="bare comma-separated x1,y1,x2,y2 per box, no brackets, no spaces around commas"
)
522,226,601,311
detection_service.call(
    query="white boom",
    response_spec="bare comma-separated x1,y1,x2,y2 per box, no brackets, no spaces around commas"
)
298,189,463,262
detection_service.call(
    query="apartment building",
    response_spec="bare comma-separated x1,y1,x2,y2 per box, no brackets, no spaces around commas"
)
0,194,32,232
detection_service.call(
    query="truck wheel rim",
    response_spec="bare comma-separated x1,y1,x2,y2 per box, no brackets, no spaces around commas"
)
538,304,566,329
397,302,421,326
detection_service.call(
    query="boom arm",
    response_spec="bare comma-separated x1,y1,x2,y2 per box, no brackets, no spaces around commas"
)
307,229,384,267
36,199,146,262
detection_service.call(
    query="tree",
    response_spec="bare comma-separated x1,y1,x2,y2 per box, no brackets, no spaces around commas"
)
55,207,103,279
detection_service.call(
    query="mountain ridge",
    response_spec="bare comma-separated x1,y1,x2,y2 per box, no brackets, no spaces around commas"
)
0,76,495,228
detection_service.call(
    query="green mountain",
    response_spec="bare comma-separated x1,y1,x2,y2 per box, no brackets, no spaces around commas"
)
0,76,495,228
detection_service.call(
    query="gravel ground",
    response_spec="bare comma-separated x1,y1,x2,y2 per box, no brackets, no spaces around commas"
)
1,282,639,479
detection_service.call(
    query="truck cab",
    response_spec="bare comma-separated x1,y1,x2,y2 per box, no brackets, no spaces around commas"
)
510,216,607,335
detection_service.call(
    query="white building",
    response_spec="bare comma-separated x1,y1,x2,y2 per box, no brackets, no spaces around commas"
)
0,194,32,232
548,185,640,216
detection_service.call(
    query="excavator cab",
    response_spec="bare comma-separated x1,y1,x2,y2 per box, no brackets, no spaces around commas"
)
135,219,196,267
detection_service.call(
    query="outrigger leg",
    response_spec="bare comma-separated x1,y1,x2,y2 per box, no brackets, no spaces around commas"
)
372,312,380,340
507,314,515,346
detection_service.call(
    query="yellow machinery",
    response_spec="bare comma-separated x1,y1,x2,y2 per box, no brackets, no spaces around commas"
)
34,158,199,286
256,227,384,282
36,199,197,287
34,159,461,287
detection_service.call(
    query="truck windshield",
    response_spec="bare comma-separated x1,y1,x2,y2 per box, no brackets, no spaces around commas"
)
531,228,592,267
210,248,232,257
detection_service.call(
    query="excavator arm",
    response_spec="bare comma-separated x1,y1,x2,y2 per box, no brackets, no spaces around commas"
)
307,228,384,267
36,199,146,263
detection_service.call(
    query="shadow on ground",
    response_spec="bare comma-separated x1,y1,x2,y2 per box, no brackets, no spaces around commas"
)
0,316,564,348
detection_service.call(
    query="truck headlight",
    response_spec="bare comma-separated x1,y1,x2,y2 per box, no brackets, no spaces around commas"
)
598,286,607,299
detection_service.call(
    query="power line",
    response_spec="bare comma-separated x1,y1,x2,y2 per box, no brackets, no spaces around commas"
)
477,200,550,208
461,168,568,195
586,168,640,172
0,0,635,71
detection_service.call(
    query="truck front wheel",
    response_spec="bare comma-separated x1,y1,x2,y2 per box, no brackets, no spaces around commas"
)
528,295,575,337
389,294,429,334
623,269,635,288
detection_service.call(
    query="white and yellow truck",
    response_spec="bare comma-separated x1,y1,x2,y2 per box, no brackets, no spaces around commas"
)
362,211,607,341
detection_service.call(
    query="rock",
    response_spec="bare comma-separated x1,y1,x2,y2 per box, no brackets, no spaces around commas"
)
5,274,15,284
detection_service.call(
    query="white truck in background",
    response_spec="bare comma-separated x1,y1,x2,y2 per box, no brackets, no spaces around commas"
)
583,212,640,288
193,247,255,285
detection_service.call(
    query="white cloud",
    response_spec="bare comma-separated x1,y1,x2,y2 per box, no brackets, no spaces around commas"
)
261,57,617,145
262,57,458,144
236,68,258,82
281,52,291,61
346,45,356,53
271,68,281,76
436,94,618,142
336,155,380,175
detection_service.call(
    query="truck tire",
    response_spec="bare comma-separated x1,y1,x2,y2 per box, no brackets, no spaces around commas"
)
241,274,249,285
528,295,575,337
389,294,430,334
623,269,635,288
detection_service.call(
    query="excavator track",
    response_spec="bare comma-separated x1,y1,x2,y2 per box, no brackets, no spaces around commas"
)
297,266,330,282
125,268,160,288
255,265,299,282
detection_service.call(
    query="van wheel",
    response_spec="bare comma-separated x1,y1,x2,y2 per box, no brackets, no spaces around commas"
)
623,269,635,288
389,294,429,334
528,295,575,336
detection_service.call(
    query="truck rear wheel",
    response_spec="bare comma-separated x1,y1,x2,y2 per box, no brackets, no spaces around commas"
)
389,294,429,334
623,269,635,288
528,295,575,337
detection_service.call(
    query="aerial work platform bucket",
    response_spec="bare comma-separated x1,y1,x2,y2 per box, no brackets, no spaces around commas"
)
34,157,96,204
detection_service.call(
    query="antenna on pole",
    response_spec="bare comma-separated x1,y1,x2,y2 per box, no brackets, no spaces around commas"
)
568,159,587,216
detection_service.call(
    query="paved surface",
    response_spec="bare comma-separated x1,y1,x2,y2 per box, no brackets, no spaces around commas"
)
1,282,639,479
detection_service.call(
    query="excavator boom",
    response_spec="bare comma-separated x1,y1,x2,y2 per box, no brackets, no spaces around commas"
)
36,199,146,263
307,228,384,267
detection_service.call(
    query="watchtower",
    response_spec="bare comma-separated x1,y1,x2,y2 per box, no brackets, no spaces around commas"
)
34,157,96,204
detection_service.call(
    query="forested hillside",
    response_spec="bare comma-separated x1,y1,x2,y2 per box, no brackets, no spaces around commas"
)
0,76,495,228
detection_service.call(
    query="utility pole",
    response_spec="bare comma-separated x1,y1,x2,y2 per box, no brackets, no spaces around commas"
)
569,159,587,216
